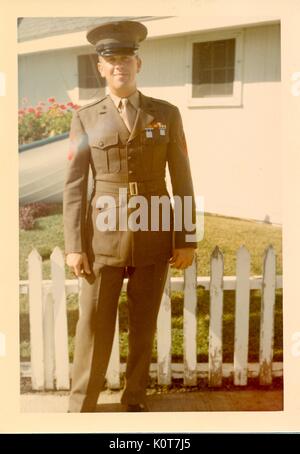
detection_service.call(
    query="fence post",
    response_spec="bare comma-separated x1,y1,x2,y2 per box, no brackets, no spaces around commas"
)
28,248,45,390
208,246,224,387
183,255,198,385
43,285,55,389
50,247,70,390
259,245,276,385
157,266,172,385
234,246,251,385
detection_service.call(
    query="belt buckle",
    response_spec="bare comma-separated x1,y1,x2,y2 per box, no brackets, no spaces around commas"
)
129,181,138,196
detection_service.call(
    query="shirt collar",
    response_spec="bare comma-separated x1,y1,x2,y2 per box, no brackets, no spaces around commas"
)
109,89,140,111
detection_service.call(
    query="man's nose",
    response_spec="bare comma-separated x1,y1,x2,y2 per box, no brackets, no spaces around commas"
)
115,60,125,66
114,63,127,73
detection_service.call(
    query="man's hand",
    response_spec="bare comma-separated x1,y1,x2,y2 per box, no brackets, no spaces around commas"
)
169,247,195,270
66,252,91,277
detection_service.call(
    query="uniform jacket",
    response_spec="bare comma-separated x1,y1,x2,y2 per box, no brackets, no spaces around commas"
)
63,90,197,267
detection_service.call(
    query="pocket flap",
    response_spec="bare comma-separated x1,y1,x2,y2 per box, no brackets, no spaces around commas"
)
93,133,119,149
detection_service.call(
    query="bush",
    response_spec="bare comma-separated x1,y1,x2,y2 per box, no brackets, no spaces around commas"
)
28,202,52,218
18,97,80,145
19,202,62,230
19,206,35,230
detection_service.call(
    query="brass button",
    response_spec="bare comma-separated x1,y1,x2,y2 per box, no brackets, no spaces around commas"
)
129,170,133,174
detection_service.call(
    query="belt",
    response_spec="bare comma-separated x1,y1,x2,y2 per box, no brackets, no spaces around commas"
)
94,179,167,196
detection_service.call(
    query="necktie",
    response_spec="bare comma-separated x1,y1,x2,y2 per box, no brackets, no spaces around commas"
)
119,98,136,132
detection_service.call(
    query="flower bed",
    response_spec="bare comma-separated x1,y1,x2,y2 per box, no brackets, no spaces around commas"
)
18,97,79,145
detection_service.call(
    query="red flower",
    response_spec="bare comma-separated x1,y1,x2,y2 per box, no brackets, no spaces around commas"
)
48,97,56,103
35,112,42,118
59,104,66,110
18,109,25,115
36,106,43,111
67,102,74,107
73,104,79,110
28,107,35,113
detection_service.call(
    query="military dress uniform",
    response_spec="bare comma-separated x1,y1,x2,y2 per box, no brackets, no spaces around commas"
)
63,20,197,412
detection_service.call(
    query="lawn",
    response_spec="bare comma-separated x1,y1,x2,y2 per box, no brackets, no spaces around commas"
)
19,206,282,279
19,205,283,363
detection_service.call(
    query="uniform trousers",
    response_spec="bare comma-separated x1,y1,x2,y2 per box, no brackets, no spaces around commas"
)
68,259,170,412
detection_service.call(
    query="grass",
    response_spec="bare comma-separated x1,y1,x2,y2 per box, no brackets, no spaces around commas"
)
19,288,283,363
19,206,282,280
197,213,282,276
20,205,283,362
19,204,66,280
19,204,283,364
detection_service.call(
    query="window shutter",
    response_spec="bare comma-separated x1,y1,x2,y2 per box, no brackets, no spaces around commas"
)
78,54,106,99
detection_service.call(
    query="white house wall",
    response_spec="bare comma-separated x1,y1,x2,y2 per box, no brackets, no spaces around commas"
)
18,45,99,107
137,23,281,224
18,23,281,223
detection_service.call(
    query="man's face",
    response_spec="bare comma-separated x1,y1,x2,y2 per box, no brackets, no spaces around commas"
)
97,54,142,95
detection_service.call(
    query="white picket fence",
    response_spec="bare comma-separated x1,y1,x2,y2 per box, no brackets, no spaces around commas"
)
19,245,283,391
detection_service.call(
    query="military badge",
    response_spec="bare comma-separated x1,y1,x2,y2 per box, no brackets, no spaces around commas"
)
67,132,76,160
145,127,153,138
146,121,167,138
159,124,166,136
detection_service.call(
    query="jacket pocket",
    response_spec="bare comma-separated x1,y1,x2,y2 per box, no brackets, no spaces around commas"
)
92,132,121,173
89,195,122,257
140,128,170,172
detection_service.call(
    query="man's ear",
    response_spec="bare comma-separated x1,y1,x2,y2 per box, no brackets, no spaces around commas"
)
136,56,142,73
97,58,105,77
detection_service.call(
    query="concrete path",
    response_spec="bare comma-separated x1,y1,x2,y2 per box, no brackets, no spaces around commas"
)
20,389,283,413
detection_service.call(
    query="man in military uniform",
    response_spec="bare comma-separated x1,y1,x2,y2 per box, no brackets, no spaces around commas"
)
63,20,197,412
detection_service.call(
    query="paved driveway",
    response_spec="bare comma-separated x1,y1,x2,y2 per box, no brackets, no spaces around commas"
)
20,389,283,413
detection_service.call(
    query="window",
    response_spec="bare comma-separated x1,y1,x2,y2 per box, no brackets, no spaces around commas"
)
187,30,244,107
192,39,235,97
77,53,106,100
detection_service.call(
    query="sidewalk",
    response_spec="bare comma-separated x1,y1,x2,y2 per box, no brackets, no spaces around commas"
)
20,389,283,412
